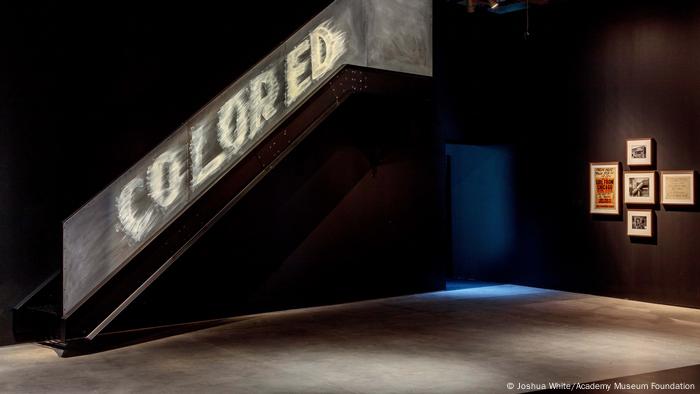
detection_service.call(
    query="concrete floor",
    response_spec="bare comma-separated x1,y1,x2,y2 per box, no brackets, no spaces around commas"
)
2,284,700,393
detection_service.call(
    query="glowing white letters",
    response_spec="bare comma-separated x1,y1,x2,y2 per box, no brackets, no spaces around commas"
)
116,19,347,242
117,178,155,242
218,89,250,152
286,39,312,107
310,21,345,80
286,21,347,106
190,123,227,189
250,67,280,134
147,149,185,208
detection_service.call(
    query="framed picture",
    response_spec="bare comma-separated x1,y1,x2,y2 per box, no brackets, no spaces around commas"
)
624,171,656,205
626,138,654,167
590,162,620,215
627,209,654,237
661,171,695,205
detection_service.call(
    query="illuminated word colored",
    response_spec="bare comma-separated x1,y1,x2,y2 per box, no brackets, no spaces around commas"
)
117,20,347,241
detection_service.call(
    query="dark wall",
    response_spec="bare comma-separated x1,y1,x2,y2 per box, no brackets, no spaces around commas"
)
0,1,335,345
438,0,700,307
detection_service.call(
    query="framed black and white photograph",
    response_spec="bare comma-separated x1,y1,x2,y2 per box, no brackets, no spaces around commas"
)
627,209,653,237
624,171,656,205
626,138,654,167
661,171,695,205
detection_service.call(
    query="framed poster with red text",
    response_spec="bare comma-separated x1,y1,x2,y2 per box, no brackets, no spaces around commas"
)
590,162,620,215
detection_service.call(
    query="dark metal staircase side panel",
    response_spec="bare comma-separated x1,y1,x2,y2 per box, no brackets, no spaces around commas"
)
61,67,432,341
8,0,431,345
60,0,432,321
60,0,369,319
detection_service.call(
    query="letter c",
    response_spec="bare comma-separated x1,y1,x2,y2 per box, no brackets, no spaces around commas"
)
117,177,155,242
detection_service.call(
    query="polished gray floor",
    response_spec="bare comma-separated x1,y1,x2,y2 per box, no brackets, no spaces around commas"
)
2,284,700,393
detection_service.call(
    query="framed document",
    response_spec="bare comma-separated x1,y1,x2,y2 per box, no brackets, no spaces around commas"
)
661,171,695,205
626,138,654,167
590,162,620,215
627,209,654,237
624,171,656,205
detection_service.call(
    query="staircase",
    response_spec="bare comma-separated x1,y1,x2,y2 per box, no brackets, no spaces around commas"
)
14,0,432,353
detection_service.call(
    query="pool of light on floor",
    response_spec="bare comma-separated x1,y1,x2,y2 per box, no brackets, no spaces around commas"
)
439,283,556,299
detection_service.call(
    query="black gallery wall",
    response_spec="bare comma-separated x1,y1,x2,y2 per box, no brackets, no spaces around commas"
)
437,0,700,307
0,2,444,345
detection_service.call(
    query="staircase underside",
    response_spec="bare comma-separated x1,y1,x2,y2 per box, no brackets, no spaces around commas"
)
14,66,432,351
